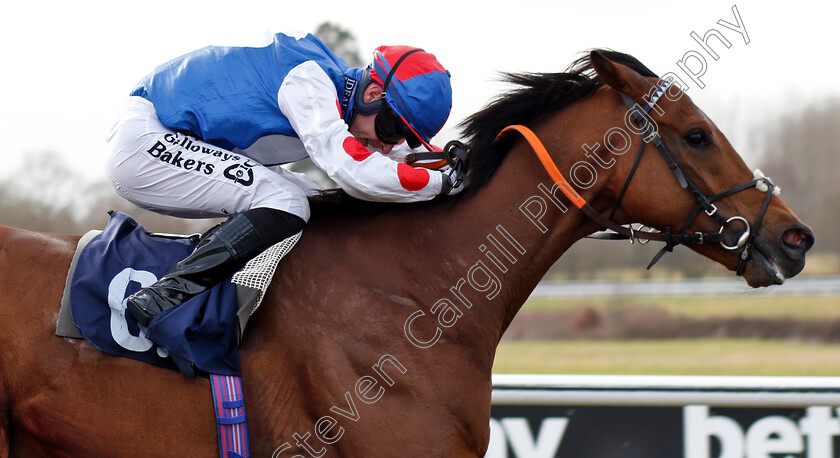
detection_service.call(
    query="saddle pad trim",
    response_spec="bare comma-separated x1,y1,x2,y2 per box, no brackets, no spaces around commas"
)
56,230,102,339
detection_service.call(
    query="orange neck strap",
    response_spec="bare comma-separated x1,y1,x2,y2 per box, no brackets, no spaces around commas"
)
496,125,587,209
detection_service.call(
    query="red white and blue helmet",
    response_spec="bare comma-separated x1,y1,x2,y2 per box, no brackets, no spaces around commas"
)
363,46,452,149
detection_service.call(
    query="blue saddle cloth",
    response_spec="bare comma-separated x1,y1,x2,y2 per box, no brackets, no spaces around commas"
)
69,211,241,376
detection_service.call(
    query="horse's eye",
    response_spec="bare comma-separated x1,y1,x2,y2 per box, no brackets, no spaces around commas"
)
685,129,711,148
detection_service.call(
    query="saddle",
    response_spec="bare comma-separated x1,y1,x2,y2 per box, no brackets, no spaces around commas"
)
56,210,300,376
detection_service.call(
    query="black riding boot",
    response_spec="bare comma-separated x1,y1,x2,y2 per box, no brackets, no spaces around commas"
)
126,209,304,327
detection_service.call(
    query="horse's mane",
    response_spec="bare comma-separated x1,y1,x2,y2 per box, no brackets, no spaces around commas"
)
460,49,657,193
309,49,657,218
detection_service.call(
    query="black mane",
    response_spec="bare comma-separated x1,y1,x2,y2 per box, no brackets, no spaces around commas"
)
309,49,657,217
459,49,657,193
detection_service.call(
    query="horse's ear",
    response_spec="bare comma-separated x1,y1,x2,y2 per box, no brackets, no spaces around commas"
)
590,50,649,98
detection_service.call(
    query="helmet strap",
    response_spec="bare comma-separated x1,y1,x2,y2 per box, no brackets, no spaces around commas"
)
381,48,424,93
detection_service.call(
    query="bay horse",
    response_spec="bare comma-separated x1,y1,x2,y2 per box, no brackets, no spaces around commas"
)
0,50,813,457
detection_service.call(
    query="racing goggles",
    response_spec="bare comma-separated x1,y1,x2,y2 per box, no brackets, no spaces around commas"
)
374,107,422,148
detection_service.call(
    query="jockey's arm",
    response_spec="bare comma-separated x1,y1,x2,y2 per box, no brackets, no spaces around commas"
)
278,61,448,202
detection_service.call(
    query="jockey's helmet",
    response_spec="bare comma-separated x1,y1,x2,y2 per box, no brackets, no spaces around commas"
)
351,46,452,149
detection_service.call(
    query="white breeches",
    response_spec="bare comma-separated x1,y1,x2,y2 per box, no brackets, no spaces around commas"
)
104,97,316,221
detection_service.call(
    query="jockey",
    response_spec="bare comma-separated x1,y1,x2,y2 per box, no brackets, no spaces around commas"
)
105,31,457,327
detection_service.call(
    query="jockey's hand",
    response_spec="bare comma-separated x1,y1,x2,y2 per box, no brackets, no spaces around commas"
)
439,140,467,195
441,168,464,195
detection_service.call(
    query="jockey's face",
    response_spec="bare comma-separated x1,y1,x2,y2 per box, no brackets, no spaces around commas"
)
348,83,395,154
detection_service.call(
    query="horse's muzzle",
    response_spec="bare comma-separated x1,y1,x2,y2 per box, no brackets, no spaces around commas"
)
744,224,814,287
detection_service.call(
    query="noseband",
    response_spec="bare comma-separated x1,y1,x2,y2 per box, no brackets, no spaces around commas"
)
497,79,780,276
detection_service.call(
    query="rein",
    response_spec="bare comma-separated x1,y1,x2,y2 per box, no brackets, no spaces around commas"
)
495,79,780,275
405,140,469,187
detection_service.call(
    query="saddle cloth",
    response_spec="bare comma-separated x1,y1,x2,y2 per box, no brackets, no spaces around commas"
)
56,210,299,376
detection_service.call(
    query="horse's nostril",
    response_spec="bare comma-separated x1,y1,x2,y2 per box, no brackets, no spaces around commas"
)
783,229,805,247
782,227,814,251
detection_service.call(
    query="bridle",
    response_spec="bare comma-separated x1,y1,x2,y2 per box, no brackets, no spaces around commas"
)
496,78,781,276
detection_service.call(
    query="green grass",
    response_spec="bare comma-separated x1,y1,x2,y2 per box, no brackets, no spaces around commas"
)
493,339,840,376
523,295,840,319
505,293,840,375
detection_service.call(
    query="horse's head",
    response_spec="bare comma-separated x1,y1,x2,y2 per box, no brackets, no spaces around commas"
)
588,50,813,287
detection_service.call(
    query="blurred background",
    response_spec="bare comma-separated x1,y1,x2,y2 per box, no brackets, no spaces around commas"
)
2,0,838,375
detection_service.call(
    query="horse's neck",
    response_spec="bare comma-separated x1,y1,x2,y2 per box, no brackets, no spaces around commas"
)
442,147,600,352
